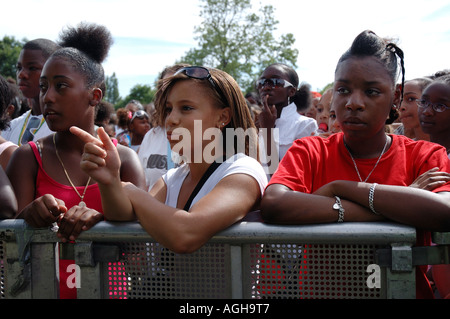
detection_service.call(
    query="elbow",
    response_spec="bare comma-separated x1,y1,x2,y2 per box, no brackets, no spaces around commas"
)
165,236,206,254
0,208,16,220
260,190,283,224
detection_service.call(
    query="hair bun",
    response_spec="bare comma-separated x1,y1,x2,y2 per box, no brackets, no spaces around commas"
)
58,22,113,64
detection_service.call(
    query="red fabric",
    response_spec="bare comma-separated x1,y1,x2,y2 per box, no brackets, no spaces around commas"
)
268,132,450,298
29,139,118,299
29,141,103,213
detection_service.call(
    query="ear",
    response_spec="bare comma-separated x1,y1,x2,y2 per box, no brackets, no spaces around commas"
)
217,107,232,128
393,83,402,107
90,88,103,107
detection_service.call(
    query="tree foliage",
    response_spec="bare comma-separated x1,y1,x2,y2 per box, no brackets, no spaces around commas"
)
104,72,121,105
0,36,27,80
114,84,156,109
178,0,298,92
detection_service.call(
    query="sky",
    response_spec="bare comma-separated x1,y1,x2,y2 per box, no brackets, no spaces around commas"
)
1,0,449,97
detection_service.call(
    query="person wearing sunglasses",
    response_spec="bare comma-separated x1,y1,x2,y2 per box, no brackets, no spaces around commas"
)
129,110,151,152
256,63,318,175
71,66,268,254
138,64,189,191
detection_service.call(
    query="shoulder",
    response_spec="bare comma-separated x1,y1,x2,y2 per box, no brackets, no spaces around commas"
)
392,134,445,153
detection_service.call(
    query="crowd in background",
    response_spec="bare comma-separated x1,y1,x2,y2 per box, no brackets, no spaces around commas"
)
0,23,449,300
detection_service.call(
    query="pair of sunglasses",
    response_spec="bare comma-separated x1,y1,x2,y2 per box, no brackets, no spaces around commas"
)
131,110,149,122
256,78,294,90
174,66,227,102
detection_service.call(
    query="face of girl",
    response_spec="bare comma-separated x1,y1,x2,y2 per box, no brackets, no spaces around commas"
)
328,103,341,134
418,82,450,138
16,49,47,99
398,81,423,130
39,57,94,131
258,65,295,107
130,117,151,136
333,56,394,140
316,90,332,130
164,80,229,160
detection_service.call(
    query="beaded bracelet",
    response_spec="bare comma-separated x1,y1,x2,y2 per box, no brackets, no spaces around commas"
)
369,183,380,215
333,196,345,222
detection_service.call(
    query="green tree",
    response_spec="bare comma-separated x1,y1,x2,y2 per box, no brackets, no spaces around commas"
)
178,0,298,92
104,72,121,105
0,36,27,79
115,84,156,109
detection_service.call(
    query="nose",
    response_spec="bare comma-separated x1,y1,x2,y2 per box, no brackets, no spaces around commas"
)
345,92,365,112
17,67,27,80
41,86,54,104
418,103,434,117
165,108,180,128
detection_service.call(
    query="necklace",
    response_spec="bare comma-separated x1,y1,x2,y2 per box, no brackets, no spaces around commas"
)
53,133,91,207
344,135,389,183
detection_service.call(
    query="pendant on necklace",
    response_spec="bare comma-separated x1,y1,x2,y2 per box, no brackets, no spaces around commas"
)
79,201,86,208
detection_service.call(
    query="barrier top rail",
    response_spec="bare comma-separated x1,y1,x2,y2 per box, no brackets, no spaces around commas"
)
0,219,418,245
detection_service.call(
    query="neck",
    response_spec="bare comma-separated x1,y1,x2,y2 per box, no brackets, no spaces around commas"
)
55,129,96,152
412,127,430,141
29,98,42,116
275,101,290,118
344,131,389,159
430,134,450,154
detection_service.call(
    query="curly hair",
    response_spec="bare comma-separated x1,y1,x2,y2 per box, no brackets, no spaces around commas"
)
0,75,13,131
51,22,113,94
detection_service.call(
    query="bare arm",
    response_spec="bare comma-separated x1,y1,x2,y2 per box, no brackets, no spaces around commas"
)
262,180,450,231
0,167,17,219
6,145,66,226
125,172,261,253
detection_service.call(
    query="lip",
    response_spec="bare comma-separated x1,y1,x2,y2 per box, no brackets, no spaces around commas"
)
419,119,435,127
43,108,59,121
166,131,182,142
17,82,29,90
399,114,412,121
343,117,365,125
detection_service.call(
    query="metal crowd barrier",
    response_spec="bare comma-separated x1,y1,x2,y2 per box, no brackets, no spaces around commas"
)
0,218,449,299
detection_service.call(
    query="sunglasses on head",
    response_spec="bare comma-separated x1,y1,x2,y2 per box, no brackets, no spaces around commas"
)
256,78,294,90
174,66,227,102
131,110,149,122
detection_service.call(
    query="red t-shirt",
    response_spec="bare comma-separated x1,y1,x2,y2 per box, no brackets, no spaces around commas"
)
269,132,450,193
267,132,450,299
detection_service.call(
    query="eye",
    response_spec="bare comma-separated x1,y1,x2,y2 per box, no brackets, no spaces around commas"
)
39,82,48,93
336,87,349,95
366,88,380,96
56,82,69,90
406,97,417,103
181,105,194,111
164,106,172,115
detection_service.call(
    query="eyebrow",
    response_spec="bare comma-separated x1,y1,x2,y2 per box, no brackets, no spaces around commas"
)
335,79,384,86
40,75,70,80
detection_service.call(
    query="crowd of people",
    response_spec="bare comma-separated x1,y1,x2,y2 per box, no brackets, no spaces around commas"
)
0,22,449,299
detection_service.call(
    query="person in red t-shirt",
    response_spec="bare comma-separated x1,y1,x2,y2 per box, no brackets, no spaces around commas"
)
261,30,450,299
